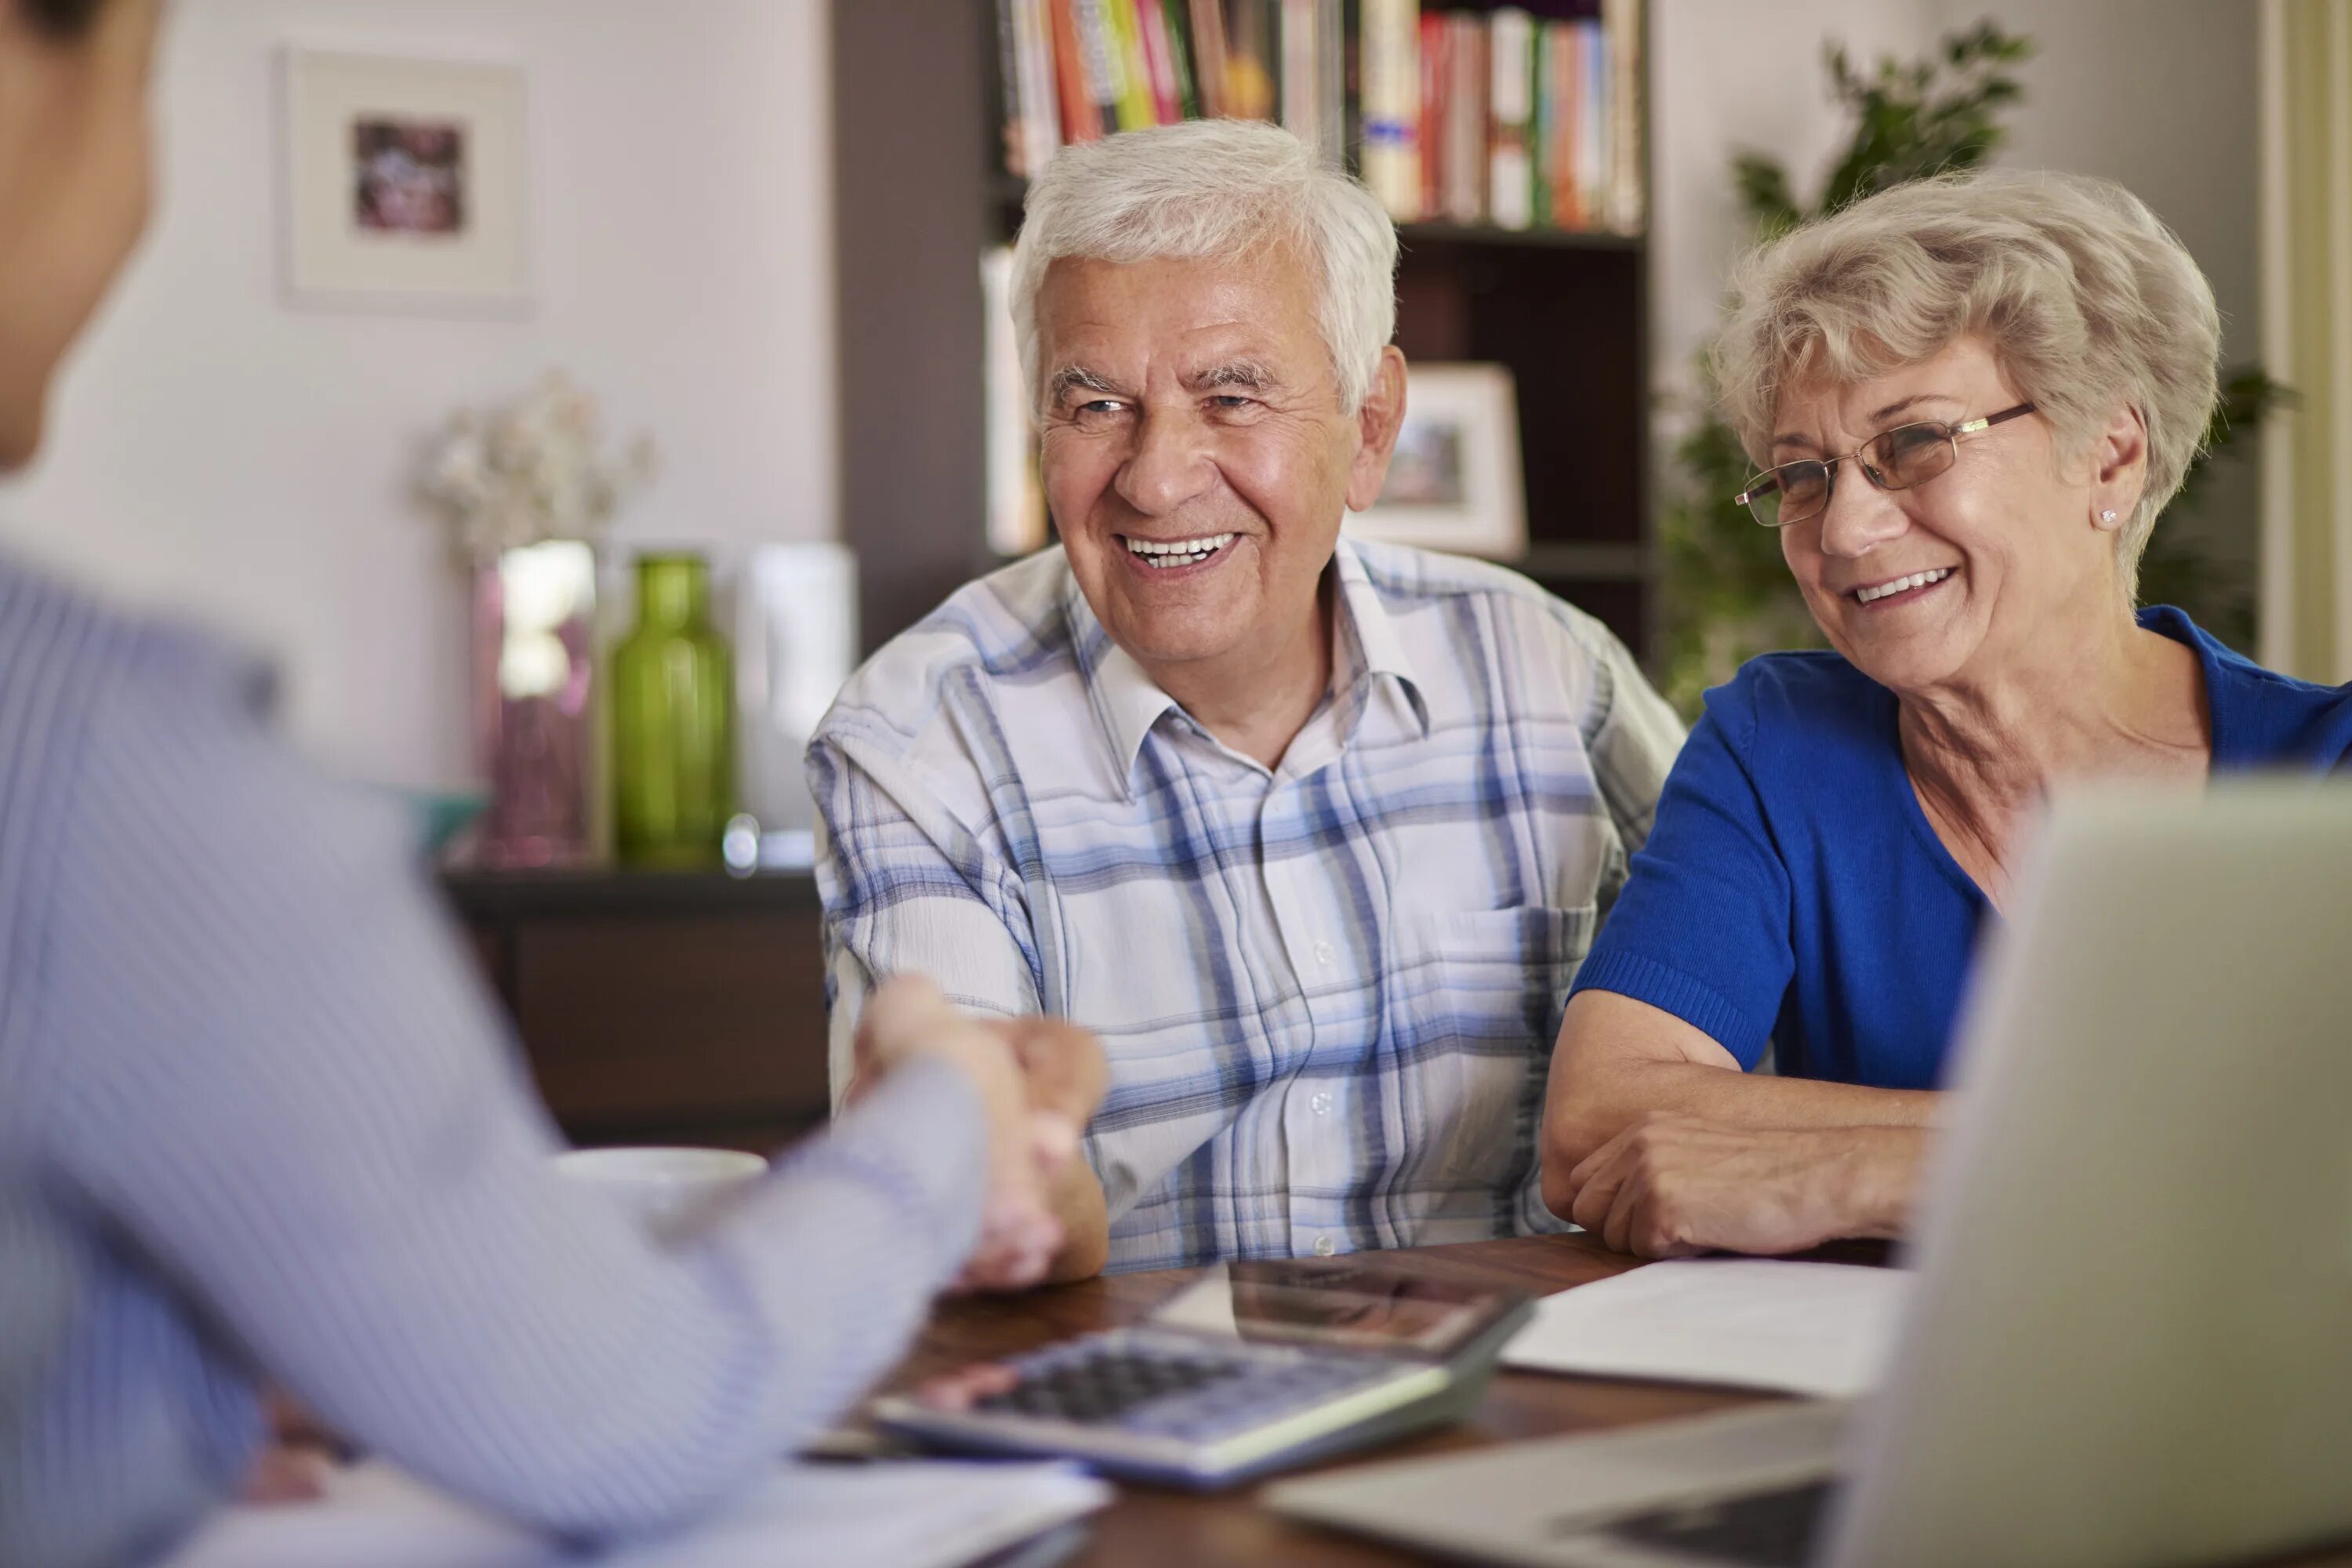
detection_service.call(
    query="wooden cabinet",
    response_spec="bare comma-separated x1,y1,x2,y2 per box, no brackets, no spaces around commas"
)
443,869,832,1154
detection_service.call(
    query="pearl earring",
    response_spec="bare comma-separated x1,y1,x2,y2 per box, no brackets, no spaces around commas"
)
2100,509,2118,522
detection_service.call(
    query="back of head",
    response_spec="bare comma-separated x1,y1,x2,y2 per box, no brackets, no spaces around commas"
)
1009,120,1398,415
1711,169,2221,594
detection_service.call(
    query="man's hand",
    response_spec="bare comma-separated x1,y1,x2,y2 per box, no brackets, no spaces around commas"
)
1559,1115,1923,1258
852,978,1075,1290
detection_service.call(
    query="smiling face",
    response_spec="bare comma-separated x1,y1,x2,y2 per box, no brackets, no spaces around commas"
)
1770,335,2136,697
1034,246,1402,692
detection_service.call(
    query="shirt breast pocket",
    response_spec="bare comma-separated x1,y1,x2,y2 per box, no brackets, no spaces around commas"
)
1385,905,1595,1191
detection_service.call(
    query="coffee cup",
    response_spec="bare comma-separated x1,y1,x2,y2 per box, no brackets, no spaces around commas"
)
554,1145,768,1239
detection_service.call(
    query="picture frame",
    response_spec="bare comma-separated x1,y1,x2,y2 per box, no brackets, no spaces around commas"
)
1346,362,1527,560
279,48,531,313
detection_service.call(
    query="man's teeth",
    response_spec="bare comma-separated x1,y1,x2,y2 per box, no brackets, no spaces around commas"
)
1856,567,1955,604
1125,533,1236,568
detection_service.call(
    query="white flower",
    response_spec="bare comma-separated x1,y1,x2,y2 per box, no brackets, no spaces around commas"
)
417,372,658,557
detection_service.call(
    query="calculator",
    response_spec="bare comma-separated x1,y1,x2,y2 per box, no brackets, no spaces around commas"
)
869,1256,1534,1488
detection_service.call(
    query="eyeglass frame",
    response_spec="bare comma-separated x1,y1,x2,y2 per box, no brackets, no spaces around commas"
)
1733,401,2040,528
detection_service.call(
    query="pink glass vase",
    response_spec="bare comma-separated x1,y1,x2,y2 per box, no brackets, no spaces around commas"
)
470,542,597,866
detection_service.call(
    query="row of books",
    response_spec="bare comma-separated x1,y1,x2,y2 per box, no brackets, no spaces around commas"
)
993,1,1645,236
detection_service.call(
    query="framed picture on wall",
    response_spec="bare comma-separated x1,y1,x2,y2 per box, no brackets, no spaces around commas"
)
1345,362,1526,560
279,49,530,313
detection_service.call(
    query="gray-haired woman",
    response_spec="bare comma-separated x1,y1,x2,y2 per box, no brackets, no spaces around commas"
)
1538,169,2352,1258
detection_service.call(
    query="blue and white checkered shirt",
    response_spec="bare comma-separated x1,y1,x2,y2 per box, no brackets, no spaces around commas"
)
811,539,1684,1274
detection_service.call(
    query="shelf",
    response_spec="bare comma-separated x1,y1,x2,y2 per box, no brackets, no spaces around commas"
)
1397,222,1644,252
438,864,818,920
989,172,1642,256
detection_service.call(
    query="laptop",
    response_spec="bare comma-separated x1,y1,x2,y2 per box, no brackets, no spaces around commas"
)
1266,782,2352,1568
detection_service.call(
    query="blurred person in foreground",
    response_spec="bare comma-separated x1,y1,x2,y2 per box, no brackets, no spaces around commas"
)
0,4,1103,1566
811,118,1684,1282
1540,169,2352,1258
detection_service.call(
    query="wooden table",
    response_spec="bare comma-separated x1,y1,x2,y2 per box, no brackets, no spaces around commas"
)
880,1235,2352,1567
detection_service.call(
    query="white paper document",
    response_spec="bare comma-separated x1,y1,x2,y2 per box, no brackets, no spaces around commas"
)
161,1456,1112,1568
1500,1258,1914,1399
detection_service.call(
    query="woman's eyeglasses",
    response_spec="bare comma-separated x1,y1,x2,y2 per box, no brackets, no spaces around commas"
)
1734,403,2038,528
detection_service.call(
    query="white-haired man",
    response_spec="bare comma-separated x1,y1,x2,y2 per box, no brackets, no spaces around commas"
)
811,120,1683,1279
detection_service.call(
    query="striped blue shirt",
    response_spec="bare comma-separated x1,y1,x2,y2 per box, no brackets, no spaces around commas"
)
811,540,1685,1274
0,553,989,1568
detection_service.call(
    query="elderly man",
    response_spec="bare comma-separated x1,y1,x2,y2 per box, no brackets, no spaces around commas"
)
811,119,1683,1279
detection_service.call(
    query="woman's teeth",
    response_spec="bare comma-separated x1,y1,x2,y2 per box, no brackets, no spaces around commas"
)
1125,533,1236,569
1856,567,1955,604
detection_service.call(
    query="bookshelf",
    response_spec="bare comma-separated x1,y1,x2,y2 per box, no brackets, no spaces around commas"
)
833,1,1655,662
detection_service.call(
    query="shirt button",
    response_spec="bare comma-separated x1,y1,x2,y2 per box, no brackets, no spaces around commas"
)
1309,1091,1333,1116
1312,940,1336,967
1312,1235,1338,1258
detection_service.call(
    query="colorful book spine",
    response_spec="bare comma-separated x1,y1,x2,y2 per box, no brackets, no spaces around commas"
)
1069,0,1124,136
1050,0,1102,143
1577,18,1608,233
1315,0,1345,167
1225,0,1276,122
1487,8,1534,230
1442,13,1486,224
1603,0,1645,234
1530,20,1558,228
1359,0,1421,220
1279,0,1319,152
1161,0,1200,120
1014,0,1063,175
1135,0,1182,124
998,0,1641,238
1417,11,1448,220
1188,0,1228,117
1102,0,1160,129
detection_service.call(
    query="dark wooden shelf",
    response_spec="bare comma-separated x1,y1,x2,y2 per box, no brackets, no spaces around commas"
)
1397,221,1643,252
439,864,818,920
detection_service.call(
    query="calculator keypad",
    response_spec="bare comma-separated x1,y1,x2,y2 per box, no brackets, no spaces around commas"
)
971,1330,1392,1441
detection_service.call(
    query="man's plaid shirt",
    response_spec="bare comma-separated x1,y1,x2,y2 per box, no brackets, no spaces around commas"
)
810,539,1684,1273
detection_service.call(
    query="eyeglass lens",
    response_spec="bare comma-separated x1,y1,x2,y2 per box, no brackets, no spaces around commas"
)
1743,423,1960,527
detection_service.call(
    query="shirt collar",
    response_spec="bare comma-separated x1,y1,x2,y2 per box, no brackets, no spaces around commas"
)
1063,536,1432,794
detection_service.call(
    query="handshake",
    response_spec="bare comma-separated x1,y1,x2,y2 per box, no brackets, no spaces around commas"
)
848,978,1110,1292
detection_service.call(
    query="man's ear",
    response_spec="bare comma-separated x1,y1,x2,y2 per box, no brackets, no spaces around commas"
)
2089,401,2150,534
1345,347,1410,512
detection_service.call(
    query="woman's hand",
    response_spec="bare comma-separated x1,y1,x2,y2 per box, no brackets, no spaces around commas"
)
1559,1115,1923,1258
851,978,1104,1292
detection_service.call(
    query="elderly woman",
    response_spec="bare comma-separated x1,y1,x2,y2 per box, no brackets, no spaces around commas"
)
1540,169,2352,1258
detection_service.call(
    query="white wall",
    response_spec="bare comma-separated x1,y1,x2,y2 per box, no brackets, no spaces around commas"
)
1976,0,2262,570
1650,2,2262,568
1649,0,1935,412
0,0,835,790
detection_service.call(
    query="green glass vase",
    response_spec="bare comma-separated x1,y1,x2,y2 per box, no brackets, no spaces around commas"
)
612,553,735,866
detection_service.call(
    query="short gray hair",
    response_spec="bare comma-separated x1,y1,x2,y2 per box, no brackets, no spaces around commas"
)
1713,169,2220,597
1011,120,1398,416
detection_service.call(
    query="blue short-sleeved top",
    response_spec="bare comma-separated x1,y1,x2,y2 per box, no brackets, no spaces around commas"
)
1570,607,2352,1089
